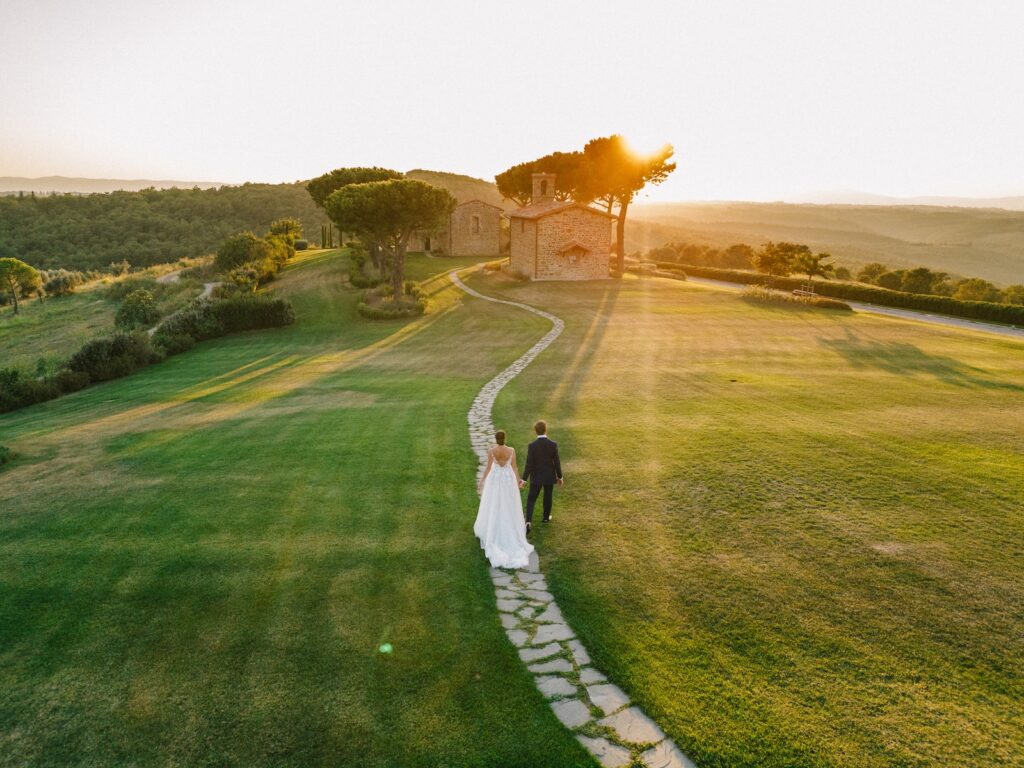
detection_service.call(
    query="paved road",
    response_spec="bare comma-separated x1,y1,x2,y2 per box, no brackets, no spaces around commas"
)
683,276,1024,341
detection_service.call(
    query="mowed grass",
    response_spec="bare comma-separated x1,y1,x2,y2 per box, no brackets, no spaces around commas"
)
480,271,1024,768
0,250,594,767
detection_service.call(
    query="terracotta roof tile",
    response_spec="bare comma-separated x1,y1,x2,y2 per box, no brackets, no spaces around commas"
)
507,201,616,221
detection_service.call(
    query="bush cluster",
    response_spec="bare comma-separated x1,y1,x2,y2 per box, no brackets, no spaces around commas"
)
68,333,157,381
741,285,852,311
652,262,1024,325
649,240,1024,307
115,288,161,330
1,294,295,414
153,294,295,345
357,282,426,320
348,249,382,288
41,268,90,297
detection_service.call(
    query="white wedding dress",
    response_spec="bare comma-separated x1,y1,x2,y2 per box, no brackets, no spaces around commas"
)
474,455,534,569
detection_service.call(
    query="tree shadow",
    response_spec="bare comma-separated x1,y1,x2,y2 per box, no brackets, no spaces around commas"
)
819,332,1023,391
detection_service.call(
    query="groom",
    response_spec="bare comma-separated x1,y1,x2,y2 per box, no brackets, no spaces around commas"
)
520,420,563,533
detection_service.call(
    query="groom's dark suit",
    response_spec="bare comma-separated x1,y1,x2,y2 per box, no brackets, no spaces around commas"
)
522,436,562,523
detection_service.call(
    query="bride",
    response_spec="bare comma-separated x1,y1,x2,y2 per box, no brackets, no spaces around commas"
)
474,430,534,569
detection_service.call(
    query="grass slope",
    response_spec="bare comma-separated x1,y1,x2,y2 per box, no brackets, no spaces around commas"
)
481,271,1024,768
628,202,1024,285
0,272,203,372
0,250,593,767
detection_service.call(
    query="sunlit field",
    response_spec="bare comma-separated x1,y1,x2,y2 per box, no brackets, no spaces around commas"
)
3,249,1022,767
0,250,592,767
484,271,1024,768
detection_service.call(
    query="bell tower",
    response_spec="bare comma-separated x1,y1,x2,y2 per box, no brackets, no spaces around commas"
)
531,172,556,204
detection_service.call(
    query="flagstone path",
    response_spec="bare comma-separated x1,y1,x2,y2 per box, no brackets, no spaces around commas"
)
451,270,696,768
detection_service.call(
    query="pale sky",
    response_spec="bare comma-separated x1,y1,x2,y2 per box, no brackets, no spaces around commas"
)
2,0,1023,202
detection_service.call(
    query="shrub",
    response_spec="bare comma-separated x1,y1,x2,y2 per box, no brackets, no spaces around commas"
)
0,445,12,467
155,300,225,341
0,368,58,412
357,297,426,320
215,232,272,272
227,265,261,293
115,288,161,329
953,278,1001,303
653,262,1024,325
104,276,162,302
294,239,309,251
268,217,303,245
209,295,296,331
43,269,85,297
357,281,426,319
152,332,196,356
68,333,156,382
742,285,852,311
349,259,382,288
52,368,90,393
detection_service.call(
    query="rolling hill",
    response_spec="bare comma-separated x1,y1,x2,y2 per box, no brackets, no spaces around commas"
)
627,202,1024,285
0,176,223,194
404,169,512,210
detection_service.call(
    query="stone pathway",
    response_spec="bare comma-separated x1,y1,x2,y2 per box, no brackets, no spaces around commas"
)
451,270,696,768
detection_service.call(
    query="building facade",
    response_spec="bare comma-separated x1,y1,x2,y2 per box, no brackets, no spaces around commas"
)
508,173,614,280
408,199,503,256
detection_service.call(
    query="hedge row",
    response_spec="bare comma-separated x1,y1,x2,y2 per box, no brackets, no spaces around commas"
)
653,262,1024,325
0,295,295,414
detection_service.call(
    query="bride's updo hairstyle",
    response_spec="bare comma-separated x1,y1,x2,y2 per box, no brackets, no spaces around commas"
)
495,430,506,445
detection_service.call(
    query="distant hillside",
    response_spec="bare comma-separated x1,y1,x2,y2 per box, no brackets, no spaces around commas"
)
0,183,329,271
0,176,223,194
799,191,1024,210
405,169,511,210
628,202,1024,285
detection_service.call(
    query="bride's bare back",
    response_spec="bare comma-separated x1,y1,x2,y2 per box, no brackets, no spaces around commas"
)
491,445,515,466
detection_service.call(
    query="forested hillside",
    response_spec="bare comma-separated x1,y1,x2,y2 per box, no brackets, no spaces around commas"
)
0,183,330,270
405,169,510,210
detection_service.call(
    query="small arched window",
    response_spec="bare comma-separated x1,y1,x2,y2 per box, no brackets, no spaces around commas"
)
540,180,548,196
471,215,481,235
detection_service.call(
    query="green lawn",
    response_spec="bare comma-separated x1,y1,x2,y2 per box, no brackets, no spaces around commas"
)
4,251,1021,767
482,271,1024,767
0,250,593,767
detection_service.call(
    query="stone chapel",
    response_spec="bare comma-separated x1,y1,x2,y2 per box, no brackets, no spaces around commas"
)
508,173,614,280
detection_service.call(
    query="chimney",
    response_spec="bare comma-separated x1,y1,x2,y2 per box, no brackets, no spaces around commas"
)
531,172,556,204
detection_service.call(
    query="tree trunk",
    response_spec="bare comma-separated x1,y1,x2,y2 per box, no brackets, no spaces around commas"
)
614,199,629,276
392,249,405,299
369,243,383,274
392,232,413,299
6,279,19,315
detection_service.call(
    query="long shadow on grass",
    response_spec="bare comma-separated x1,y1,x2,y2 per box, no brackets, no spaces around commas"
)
820,334,1024,391
526,281,623,420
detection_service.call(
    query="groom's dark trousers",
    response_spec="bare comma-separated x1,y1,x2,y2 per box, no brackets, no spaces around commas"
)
523,436,562,523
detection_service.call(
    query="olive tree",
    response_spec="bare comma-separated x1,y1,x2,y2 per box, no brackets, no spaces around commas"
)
0,257,41,315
